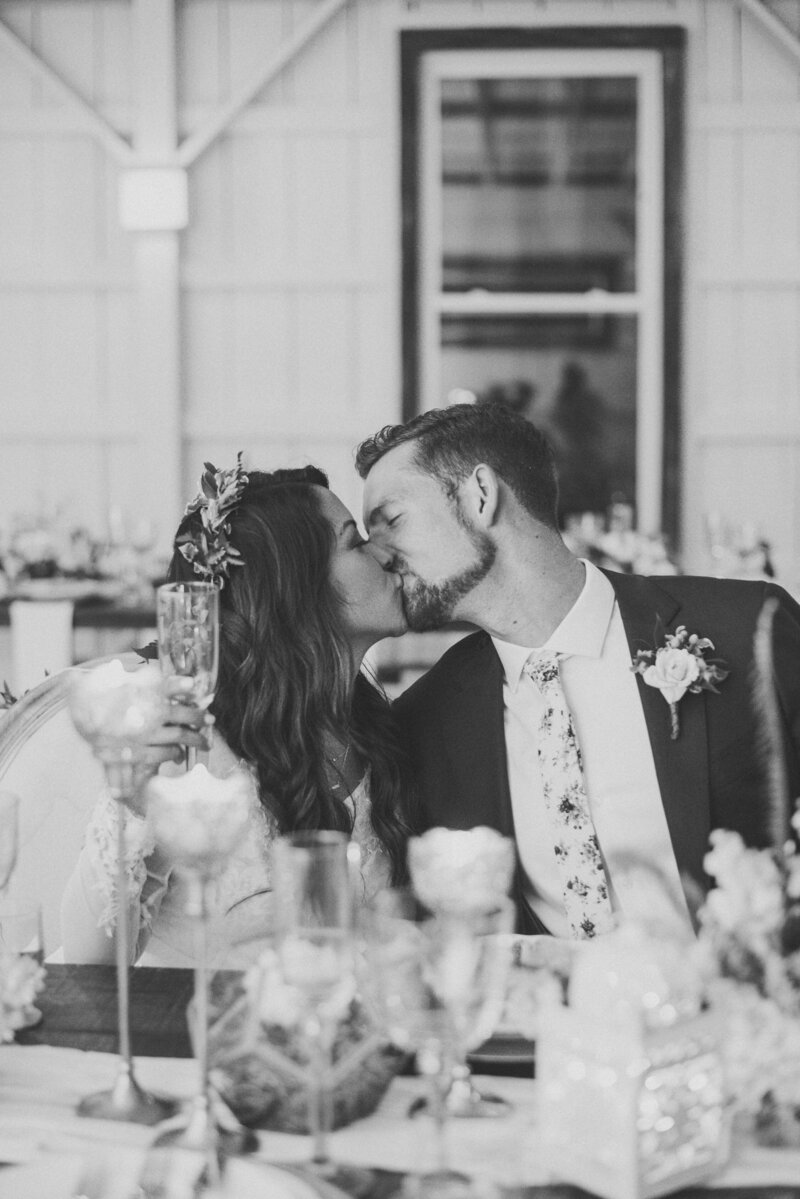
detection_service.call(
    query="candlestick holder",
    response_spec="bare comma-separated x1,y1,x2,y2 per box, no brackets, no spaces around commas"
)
68,659,177,1125
147,764,257,1175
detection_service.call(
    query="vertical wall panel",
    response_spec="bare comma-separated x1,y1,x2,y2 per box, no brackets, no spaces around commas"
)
738,291,800,419
294,290,352,421
37,1,97,103
0,140,37,272
232,292,293,425
230,133,290,274
741,130,800,266
699,130,739,272
293,134,353,275
741,3,800,100
701,0,741,101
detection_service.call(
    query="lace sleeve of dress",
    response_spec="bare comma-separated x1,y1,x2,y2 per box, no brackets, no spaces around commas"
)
84,791,166,936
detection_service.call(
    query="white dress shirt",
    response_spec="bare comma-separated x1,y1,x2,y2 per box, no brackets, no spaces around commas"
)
492,561,693,938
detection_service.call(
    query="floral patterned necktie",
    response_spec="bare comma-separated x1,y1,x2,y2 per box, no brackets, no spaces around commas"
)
524,652,613,939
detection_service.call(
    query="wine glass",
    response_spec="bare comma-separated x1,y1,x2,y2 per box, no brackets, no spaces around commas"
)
407,827,516,1118
156,582,220,767
0,791,19,893
68,659,177,1125
147,764,258,1177
271,831,360,1177
362,889,514,1199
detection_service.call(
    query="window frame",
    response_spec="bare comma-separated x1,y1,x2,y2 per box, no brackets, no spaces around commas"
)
400,26,686,541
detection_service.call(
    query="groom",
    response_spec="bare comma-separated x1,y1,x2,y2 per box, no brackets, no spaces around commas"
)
356,403,800,936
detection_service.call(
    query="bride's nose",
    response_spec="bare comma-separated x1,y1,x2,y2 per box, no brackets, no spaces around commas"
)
365,541,393,570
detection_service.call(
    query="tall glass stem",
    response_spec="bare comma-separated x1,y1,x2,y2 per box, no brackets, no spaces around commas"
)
306,1017,334,1167
190,873,211,1116
77,761,176,1125
115,799,133,1071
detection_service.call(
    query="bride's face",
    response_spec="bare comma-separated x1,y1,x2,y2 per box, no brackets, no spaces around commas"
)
314,488,407,641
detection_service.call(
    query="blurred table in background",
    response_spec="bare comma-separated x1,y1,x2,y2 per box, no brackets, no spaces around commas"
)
0,597,156,695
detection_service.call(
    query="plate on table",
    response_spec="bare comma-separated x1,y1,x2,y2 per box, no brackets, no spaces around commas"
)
468,1031,536,1068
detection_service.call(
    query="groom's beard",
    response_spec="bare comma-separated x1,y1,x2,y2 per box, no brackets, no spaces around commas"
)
399,529,496,631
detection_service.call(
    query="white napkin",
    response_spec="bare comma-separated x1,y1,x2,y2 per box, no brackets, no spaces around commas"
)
0,1154,84,1199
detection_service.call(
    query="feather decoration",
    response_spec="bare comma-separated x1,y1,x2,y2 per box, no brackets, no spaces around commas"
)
753,596,789,850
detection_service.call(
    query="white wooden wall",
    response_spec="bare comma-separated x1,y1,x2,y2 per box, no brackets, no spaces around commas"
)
1,0,800,584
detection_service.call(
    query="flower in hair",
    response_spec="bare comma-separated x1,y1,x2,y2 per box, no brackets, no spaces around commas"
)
176,452,249,585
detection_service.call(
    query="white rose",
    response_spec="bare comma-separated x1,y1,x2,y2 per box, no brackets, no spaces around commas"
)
642,646,701,704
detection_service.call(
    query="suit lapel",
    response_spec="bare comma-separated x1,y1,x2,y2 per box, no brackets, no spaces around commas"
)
438,633,516,837
440,634,549,932
605,571,712,888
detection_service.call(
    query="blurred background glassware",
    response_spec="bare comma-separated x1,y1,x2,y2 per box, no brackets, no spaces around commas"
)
407,826,516,1118
156,582,220,766
362,889,514,1198
270,830,360,1177
0,790,19,893
68,658,176,1125
147,764,257,1171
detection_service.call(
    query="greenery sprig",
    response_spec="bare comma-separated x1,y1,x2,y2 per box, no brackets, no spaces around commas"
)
176,452,249,586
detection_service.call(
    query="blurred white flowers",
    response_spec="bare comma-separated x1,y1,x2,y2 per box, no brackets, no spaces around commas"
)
0,951,44,1043
698,821,800,1120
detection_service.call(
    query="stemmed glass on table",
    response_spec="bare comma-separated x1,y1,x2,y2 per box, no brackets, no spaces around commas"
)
156,582,220,767
270,830,361,1177
146,764,258,1177
363,890,514,1199
68,660,177,1124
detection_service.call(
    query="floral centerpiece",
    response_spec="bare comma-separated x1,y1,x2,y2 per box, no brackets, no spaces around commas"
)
0,516,102,587
697,821,800,1144
0,951,45,1043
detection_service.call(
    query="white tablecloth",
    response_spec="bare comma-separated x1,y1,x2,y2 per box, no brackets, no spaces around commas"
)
0,1046,798,1198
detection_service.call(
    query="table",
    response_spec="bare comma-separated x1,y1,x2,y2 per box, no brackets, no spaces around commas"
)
0,599,156,630
16,965,194,1058
6,965,800,1199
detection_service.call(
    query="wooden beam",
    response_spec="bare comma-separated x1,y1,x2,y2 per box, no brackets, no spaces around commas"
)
176,0,350,167
739,0,800,67
0,16,135,164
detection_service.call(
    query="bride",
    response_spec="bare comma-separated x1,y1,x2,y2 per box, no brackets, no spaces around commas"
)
60,456,414,966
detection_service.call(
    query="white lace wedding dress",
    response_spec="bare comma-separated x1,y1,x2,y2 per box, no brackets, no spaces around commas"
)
59,735,391,968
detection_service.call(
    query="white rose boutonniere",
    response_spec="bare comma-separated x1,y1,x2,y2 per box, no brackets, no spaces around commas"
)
632,625,729,740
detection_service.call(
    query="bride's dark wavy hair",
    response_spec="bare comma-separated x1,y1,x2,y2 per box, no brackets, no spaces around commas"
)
168,465,413,884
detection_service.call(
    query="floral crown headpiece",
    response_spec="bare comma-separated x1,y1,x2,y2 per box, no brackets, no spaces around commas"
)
175,452,249,586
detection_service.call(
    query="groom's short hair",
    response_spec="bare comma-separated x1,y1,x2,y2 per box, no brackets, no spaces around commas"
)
355,402,559,529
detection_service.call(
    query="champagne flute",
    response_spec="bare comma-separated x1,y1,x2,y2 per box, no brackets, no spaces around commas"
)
147,764,258,1176
363,890,513,1199
68,660,177,1125
271,831,359,1177
156,582,220,767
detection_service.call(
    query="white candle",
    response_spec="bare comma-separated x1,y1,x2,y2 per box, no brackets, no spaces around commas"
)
408,826,515,914
69,658,166,747
147,763,251,876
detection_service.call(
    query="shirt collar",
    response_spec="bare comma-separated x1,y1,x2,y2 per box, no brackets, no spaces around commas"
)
491,561,617,692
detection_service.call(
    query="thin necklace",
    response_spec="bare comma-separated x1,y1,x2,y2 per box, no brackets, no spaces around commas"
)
327,741,351,791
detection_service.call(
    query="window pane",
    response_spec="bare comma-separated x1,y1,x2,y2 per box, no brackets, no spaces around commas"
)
440,314,637,519
441,77,637,293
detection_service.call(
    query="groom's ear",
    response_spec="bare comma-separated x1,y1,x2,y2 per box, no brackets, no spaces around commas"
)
464,463,500,527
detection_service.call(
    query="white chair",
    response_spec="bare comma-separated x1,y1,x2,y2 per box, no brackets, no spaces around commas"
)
0,652,141,956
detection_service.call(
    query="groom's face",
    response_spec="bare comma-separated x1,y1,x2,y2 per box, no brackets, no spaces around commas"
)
362,441,495,631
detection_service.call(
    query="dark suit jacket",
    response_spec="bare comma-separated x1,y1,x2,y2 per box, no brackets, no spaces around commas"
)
394,572,800,933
